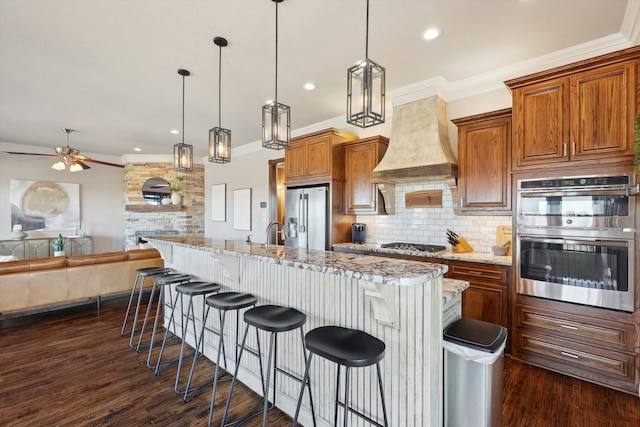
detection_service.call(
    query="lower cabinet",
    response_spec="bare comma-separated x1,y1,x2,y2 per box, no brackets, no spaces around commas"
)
443,260,511,353
513,295,638,394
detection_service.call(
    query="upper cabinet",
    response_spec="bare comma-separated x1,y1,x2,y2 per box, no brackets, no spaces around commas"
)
344,136,389,215
452,109,512,215
507,46,640,171
284,128,357,186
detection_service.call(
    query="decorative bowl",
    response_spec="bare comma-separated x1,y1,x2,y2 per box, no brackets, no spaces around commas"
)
491,245,508,256
9,231,28,240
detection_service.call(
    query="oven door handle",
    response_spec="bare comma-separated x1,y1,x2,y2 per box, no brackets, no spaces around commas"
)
519,235,630,248
519,189,629,198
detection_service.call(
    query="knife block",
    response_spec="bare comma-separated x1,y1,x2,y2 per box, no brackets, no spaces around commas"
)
452,236,474,253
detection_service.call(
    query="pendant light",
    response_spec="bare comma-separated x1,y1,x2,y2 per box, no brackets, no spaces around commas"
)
209,37,231,163
262,0,290,150
347,0,385,128
174,69,193,172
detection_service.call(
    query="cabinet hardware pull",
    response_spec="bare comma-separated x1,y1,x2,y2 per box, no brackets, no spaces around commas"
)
561,351,579,359
467,271,483,275
560,324,578,330
571,142,576,156
563,143,567,157
460,197,465,207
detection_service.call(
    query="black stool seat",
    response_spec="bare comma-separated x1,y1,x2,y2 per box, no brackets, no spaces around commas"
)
175,281,221,296
136,267,171,277
244,304,306,332
155,274,191,285
206,292,257,311
305,326,385,368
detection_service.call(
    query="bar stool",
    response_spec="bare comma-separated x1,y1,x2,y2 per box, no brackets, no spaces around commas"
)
221,304,316,427
153,281,222,395
120,266,171,350
143,273,192,369
293,326,388,427
182,292,256,410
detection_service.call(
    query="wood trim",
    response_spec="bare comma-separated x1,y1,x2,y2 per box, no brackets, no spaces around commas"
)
124,204,183,212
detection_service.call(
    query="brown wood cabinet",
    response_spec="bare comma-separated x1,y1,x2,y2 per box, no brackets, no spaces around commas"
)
513,295,637,395
284,128,356,186
443,260,511,351
344,136,388,215
507,46,639,171
452,109,512,214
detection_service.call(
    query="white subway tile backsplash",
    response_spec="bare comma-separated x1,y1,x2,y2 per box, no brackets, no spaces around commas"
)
356,180,512,253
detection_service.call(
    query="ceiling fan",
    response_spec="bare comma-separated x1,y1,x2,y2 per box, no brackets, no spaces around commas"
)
3,128,124,171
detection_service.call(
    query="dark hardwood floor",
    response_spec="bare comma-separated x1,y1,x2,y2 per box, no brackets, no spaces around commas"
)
1,297,638,426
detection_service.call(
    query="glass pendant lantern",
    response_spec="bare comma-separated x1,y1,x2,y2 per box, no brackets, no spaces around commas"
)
347,0,385,128
262,0,291,150
174,69,193,172
209,36,231,163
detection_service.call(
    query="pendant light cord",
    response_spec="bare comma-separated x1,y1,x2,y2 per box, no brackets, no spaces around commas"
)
275,0,279,106
218,44,222,127
181,73,185,144
365,0,369,60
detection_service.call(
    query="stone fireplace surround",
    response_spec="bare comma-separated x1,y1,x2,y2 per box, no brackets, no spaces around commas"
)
123,163,204,247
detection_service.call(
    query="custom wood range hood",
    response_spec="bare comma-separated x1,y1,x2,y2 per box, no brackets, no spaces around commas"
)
371,96,458,213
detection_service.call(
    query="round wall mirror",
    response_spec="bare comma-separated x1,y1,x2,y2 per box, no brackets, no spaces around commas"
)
141,177,170,205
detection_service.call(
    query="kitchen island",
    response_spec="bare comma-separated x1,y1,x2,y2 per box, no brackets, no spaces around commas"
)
147,236,459,427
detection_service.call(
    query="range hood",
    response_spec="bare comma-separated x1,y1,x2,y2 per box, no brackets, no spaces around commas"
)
370,95,458,215
371,96,458,183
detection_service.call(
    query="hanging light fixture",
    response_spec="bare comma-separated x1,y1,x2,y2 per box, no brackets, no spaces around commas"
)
174,69,193,172
209,37,231,163
52,128,87,172
262,0,290,150
347,0,385,128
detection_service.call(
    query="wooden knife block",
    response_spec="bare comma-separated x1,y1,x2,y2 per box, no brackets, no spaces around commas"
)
452,236,474,253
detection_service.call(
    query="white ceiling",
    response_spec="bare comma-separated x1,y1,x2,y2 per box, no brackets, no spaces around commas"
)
0,0,638,164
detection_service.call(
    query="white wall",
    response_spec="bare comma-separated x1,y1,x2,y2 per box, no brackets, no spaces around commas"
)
0,143,125,253
204,144,284,242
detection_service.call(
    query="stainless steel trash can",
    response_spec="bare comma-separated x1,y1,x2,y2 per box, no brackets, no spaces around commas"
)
443,318,508,427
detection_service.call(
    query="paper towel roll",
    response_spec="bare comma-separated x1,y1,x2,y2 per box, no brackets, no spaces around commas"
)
298,231,308,248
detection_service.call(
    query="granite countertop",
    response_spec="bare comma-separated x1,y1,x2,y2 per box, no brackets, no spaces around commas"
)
332,243,512,266
442,278,469,305
147,236,450,287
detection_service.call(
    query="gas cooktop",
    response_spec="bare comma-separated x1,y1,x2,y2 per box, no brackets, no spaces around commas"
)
380,242,447,253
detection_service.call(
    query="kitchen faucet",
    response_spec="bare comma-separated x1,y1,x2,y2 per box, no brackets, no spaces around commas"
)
265,220,288,245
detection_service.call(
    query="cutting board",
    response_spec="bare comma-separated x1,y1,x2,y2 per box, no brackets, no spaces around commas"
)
495,225,513,256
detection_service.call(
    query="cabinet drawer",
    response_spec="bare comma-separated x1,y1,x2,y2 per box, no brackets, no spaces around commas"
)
515,303,633,351
517,330,634,384
447,262,507,284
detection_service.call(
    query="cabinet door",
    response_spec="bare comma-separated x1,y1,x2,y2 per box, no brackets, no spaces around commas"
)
305,137,331,179
460,281,508,327
570,61,636,160
445,261,509,330
345,139,387,214
284,142,306,182
512,77,569,168
457,111,512,213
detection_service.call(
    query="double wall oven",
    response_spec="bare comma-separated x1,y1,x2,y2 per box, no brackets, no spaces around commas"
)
515,173,636,312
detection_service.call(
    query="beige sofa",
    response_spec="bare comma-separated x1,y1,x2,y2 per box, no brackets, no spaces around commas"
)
0,248,164,315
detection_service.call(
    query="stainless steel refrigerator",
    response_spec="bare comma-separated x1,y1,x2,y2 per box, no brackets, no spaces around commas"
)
284,185,328,250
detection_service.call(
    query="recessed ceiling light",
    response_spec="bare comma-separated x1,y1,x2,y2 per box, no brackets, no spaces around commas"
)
303,82,316,91
134,147,142,152
170,129,179,135
421,27,441,41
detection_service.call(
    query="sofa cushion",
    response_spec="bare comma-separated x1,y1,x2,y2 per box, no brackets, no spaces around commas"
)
66,251,126,267
0,259,32,275
30,257,67,271
127,248,161,260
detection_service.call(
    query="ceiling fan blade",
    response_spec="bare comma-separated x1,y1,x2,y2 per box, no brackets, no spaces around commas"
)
81,157,124,168
75,160,91,170
3,151,56,158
